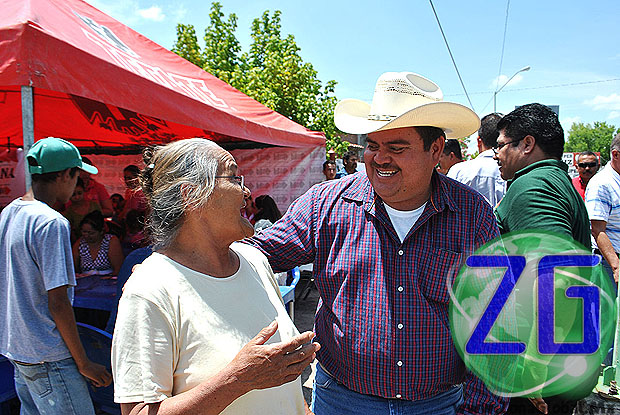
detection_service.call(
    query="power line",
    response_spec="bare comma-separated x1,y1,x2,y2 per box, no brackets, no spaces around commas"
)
445,78,620,97
428,0,475,111
494,0,511,94
356,78,620,103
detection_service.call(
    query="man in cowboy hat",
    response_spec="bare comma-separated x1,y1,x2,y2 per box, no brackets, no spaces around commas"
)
247,72,508,414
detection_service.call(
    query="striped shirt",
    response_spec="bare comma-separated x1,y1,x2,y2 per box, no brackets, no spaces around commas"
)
247,171,508,414
585,162,620,252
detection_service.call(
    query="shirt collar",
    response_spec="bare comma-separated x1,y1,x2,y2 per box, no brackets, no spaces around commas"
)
478,149,495,158
603,161,620,179
341,170,459,216
508,158,567,186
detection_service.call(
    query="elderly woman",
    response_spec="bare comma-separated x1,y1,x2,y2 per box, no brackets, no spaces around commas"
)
111,139,318,415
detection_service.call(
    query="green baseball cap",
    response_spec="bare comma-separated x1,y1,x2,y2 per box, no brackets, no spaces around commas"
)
27,137,98,175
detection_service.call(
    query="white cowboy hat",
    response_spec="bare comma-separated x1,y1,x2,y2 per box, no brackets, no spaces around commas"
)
334,72,480,138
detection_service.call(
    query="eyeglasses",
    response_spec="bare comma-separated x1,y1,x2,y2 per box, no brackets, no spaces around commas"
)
577,162,598,168
215,175,244,188
493,138,523,154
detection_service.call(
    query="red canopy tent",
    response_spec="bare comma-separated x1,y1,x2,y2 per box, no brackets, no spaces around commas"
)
0,0,325,153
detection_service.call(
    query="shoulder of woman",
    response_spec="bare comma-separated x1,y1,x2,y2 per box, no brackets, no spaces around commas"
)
230,242,279,288
231,241,270,266
122,254,179,299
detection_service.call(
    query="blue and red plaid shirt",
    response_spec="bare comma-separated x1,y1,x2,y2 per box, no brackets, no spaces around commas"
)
247,171,508,414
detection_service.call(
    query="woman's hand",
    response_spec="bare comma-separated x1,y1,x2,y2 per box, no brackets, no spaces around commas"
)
226,321,320,393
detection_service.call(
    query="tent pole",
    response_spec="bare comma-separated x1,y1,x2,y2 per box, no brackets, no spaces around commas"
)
21,85,34,190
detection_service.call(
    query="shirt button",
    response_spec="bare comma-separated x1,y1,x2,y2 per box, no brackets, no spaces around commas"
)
397,323,404,329
398,249,404,256
396,394,402,399
397,286,404,292
397,360,403,367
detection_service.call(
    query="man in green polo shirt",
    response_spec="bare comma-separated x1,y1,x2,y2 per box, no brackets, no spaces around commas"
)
492,103,591,415
493,103,590,249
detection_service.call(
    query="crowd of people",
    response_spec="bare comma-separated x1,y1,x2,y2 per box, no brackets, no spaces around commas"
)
1,69,618,415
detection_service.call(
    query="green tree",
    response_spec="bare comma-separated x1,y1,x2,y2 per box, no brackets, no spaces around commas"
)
171,3,340,143
325,135,350,157
202,2,242,86
565,121,619,164
171,24,204,68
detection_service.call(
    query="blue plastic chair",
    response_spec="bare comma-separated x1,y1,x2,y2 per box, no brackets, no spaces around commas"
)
279,267,300,320
0,355,16,415
76,323,120,415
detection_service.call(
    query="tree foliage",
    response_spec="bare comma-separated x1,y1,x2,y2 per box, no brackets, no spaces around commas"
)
202,4,241,85
171,2,342,152
565,121,619,164
171,24,204,68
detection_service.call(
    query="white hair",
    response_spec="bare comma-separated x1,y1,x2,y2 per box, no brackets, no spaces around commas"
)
141,138,223,250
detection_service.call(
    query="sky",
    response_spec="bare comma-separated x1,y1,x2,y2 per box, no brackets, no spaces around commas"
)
85,0,620,149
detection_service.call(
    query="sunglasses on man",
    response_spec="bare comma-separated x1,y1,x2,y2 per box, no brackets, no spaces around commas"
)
577,162,598,168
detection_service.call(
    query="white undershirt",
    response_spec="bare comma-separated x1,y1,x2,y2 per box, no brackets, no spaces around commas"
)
384,202,427,242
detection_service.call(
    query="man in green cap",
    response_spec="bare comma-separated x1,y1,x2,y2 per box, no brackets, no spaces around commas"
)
0,137,112,414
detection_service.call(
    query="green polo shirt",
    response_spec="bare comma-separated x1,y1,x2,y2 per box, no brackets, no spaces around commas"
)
495,159,591,249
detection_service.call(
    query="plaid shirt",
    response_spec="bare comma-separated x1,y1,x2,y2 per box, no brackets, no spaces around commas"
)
247,171,508,414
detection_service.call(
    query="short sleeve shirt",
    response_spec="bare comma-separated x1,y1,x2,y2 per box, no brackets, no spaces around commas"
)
83,179,110,205
0,198,76,363
495,159,591,249
448,150,506,207
112,243,305,414
585,163,620,251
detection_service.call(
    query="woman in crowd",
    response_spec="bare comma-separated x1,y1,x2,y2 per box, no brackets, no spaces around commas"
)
72,210,124,276
80,157,114,217
252,195,285,289
63,177,102,242
111,138,318,415
254,194,282,225
119,164,148,220
121,209,147,256
110,193,125,222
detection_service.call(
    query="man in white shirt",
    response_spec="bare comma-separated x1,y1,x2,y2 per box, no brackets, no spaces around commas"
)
437,139,462,174
585,133,620,282
448,113,505,206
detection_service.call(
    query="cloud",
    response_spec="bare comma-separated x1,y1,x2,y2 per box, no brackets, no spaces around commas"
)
85,1,170,24
584,93,620,111
489,74,524,90
562,116,581,126
170,3,188,21
85,0,140,24
560,116,581,132
583,93,620,120
137,6,165,22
